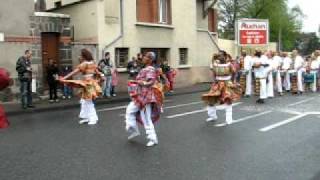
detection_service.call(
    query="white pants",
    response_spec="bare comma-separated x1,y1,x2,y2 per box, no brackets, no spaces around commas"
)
125,102,157,142
276,71,283,93
284,72,291,91
297,70,304,92
267,73,274,97
207,105,233,124
312,73,317,92
245,71,252,96
79,99,98,123
259,78,267,99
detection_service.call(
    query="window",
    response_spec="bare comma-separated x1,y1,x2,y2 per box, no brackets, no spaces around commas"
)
115,48,129,68
141,48,169,64
54,1,62,8
137,0,171,24
208,8,218,32
179,48,188,65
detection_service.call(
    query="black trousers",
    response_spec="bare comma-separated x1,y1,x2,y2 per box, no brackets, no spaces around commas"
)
48,81,58,100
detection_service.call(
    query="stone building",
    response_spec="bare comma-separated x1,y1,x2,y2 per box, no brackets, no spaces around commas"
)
0,0,73,101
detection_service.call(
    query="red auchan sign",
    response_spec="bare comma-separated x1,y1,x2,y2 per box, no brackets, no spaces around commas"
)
237,19,269,46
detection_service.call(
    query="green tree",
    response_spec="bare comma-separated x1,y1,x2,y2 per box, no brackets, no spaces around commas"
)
218,0,304,51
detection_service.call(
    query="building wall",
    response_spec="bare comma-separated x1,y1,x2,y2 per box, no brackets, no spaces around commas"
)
49,0,99,43
0,0,34,36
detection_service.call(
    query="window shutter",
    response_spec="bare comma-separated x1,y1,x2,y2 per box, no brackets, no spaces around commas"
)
208,8,217,32
137,0,158,23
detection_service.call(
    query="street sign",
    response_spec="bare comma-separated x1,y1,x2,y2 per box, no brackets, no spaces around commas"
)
236,19,269,46
0,32,4,42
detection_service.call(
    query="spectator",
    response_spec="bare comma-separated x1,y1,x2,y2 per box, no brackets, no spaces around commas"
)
127,56,140,79
111,68,119,97
61,66,73,99
98,52,113,98
0,68,11,128
46,59,59,103
16,50,34,109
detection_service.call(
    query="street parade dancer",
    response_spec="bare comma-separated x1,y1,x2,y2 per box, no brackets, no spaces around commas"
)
292,50,305,94
253,50,269,104
202,51,242,124
125,52,163,147
59,49,104,125
0,68,11,129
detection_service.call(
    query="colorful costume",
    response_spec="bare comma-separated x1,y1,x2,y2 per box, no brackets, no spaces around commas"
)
60,61,102,125
202,62,242,124
125,65,163,146
0,68,10,128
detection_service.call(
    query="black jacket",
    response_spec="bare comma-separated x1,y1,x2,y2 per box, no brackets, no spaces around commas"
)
46,64,59,83
16,56,32,81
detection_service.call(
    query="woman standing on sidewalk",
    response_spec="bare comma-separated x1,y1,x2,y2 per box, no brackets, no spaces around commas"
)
46,59,59,103
125,52,163,147
0,68,12,128
59,49,105,125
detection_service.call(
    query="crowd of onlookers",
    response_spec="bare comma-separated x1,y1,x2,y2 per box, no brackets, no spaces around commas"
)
13,50,177,109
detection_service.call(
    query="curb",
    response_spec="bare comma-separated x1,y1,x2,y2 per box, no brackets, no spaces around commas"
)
6,87,209,116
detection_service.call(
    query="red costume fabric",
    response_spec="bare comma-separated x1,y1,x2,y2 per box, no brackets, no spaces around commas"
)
0,68,10,128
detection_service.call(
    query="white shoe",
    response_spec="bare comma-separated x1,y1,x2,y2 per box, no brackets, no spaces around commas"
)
226,119,233,125
88,121,98,125
79,119,89,124
206,116,218,122
127,127,140,140
146,140,158,147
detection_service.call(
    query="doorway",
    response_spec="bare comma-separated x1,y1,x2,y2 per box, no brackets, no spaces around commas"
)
41,32,60,87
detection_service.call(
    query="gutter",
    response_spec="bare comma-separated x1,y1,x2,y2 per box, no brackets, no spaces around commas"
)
102,0,124,56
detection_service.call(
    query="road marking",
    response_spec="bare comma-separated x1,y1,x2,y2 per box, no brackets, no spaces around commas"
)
166,102,242,119
259,114,307,132
215,110,273,127
118,101,203,116
97,105,127,112
279,109,303,115
98,99,173,112
288,98,314,107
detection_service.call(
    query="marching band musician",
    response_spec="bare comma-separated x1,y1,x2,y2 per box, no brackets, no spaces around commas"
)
253,50,269,104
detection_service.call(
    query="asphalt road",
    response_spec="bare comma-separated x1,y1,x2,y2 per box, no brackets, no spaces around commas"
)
1,92,320,180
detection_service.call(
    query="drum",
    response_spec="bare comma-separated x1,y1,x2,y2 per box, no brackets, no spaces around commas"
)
239,75,246,94
213,64,232,76
127,81,139,97
254,78,260,96
289,71,298,93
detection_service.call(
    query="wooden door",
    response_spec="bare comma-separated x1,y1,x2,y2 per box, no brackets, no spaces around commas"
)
41,33,60,87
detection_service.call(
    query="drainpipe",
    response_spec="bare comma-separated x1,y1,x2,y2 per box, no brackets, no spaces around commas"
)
207,31,221,51
102,0,124,57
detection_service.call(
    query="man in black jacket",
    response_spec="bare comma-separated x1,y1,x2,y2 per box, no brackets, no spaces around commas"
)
16,50,34,109
47,59,59,103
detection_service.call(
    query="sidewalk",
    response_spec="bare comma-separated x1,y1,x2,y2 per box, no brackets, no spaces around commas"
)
4,83,210,116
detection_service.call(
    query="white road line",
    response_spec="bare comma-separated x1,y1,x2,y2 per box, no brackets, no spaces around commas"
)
279,109,303,115
118,101,203,116
166,102,242,119
215,110,273,127
97,105,127,112
98,99,173,112
288,98,314,107
259,114,307,132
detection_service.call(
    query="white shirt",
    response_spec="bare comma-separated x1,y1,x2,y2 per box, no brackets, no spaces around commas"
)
244,56,253,71
253,56,268,78
273,56,283,70
311,60,319,70
293,56,304,70
282,57,292,70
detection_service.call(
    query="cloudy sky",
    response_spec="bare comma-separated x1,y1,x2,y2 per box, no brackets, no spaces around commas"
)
288,0,319,32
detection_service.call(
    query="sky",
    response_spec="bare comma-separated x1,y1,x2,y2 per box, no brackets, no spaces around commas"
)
288,0,319,33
